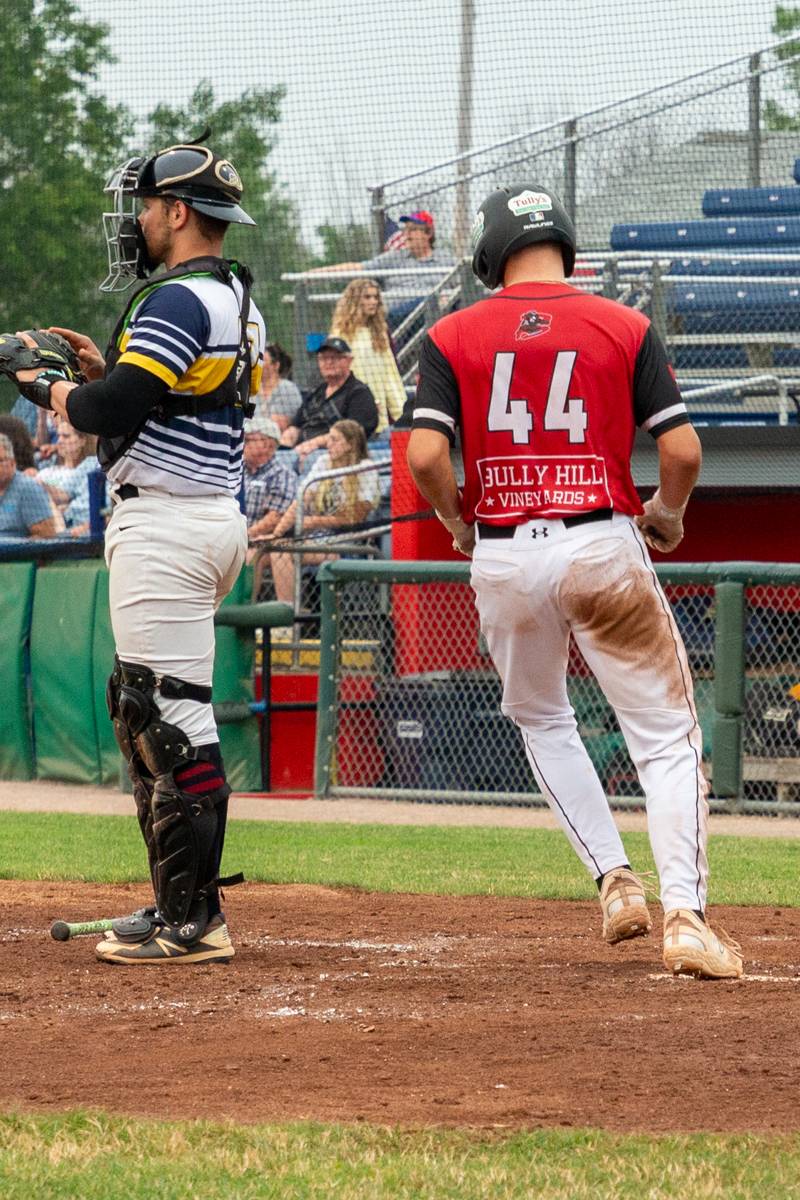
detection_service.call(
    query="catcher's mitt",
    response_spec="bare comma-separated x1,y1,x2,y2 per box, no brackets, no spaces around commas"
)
0,329,85,409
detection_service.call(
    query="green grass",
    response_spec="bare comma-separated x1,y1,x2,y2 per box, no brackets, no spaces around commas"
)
1,809,799,906
1,1113,799,1200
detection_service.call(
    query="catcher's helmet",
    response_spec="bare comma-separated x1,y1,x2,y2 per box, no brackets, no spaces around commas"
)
471,183,576,289
100,139,254,292
133,144,255,226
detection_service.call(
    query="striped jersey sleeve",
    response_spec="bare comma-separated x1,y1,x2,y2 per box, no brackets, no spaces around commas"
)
117,284,210,387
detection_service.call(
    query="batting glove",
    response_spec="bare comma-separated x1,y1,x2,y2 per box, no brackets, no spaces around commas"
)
435,510,476,558
635,488,686,554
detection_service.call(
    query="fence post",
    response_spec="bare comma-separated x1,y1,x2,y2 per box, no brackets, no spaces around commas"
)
370,185,386,256
602,257,619,300
748,52,761,189
459,259,483,308
293,278,311,390
563,117,577,224
712,581,746,806
650,260,668,345
314,571,339,797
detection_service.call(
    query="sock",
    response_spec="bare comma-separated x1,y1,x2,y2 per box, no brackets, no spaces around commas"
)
595,864,632,892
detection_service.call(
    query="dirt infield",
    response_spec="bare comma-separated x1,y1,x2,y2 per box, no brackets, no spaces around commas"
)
3,879,799,1132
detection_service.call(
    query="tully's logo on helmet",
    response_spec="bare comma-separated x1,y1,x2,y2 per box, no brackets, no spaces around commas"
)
507,189,553,218
470,209,485,251
515,309,552,341
215,160,242,190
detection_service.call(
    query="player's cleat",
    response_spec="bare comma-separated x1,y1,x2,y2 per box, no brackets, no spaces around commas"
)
599,867,653,944
95,914,234,965
662,909,743,979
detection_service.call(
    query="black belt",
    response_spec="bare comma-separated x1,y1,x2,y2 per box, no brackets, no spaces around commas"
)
478,508,613,538
113,484,140,503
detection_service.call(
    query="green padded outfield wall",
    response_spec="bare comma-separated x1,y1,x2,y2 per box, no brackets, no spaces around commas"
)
28,561,259,789
31,562,108,784
0,562,36,779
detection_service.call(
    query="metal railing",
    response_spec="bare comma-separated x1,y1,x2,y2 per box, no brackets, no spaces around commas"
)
249,457,393,660
367,36,800,253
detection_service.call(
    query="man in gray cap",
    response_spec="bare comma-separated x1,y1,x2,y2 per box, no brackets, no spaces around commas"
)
281,337,378,471
243,414,297,539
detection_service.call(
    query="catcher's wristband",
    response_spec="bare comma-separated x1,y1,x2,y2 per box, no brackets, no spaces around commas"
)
18,369,68,411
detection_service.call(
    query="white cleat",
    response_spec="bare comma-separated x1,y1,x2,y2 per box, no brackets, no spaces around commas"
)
662,908,743,979
599,867,652,945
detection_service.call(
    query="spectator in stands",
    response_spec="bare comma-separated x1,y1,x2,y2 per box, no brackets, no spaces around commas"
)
0,414,37,474
330,279,406,435
10,395,59,459
36,421,100,535
0,432,61,539
243,414,297,541
257,343,302,433
263,419,381,609
280,337,378,470
315,211,456,331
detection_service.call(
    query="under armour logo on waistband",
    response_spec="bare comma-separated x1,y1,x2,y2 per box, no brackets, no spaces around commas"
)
530,527,549,539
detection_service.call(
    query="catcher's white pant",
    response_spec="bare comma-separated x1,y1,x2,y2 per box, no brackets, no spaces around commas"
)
105,488,248,746
471,512,708,913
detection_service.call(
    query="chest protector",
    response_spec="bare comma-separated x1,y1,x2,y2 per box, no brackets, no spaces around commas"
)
99,256,255,470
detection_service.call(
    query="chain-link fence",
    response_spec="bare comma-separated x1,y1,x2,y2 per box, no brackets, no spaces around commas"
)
313,560,800,814
280,36,800,416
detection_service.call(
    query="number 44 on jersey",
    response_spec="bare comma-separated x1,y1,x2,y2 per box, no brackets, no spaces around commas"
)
488,350,588,445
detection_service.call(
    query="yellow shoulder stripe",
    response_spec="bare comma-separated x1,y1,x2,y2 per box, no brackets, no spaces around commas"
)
117,351,179,387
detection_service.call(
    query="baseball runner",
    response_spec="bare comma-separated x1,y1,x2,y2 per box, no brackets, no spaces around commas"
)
3,139,265,965
407,183,742,979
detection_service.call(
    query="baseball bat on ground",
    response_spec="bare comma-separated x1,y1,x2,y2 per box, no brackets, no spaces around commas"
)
50,918,115,941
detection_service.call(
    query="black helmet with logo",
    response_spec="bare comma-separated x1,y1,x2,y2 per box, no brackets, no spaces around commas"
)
471,183,576,289
133,143,255,226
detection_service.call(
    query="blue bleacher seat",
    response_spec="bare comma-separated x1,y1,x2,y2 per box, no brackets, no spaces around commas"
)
702,187,800,218
610,216,800,252
670,345,750,371
663,256,800,278
794,159,800,184
669,281,800,334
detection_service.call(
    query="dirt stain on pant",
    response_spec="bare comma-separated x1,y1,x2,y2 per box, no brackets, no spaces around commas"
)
560,546,690,711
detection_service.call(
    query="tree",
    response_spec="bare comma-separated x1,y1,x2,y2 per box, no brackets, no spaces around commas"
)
764,5,800,131
0,1,132,359
146,82,312,347
314,221,375,267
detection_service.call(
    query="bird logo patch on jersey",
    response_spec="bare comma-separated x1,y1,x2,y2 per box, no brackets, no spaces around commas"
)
515,310,552,341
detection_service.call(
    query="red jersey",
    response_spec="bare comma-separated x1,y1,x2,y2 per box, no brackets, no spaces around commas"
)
413,281,688,523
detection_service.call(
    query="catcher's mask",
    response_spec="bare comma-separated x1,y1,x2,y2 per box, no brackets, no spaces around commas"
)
100,142,255,293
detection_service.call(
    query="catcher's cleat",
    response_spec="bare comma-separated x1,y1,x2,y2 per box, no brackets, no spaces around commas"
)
95,914,234,966
662,909,743,979
599,867,653,944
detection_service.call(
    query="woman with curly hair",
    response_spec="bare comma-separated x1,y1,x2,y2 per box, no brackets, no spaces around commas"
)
330,279,406,435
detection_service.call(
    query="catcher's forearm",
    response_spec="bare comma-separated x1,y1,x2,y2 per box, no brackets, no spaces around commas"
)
65,365,167,436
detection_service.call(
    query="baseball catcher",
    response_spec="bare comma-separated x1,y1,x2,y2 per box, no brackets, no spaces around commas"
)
5,137,266,966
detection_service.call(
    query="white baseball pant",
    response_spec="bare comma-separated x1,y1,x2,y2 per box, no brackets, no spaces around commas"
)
470,511,708,913
105,487,248,746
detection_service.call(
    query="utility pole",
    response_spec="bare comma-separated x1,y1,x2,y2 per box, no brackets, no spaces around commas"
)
453,0,476,259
